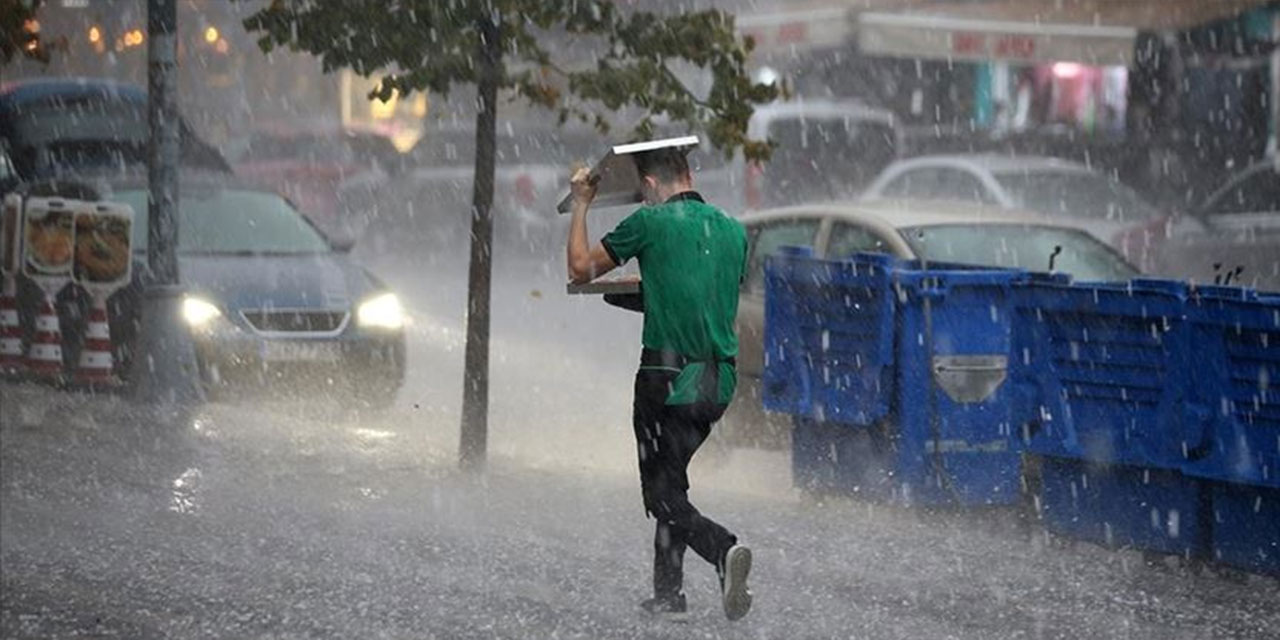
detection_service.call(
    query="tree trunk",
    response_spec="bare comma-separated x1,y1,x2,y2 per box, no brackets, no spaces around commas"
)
131,0,203,413
147,0,179,285
459,16,501,471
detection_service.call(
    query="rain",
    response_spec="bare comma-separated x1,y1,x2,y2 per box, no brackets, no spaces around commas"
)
1,0,1279,638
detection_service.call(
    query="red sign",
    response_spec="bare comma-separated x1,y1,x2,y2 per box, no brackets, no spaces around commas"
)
953,32,983,55
952,32,1038,60
994,35,1036,58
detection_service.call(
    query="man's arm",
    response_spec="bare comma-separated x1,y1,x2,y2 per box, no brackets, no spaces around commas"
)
566,167,618,284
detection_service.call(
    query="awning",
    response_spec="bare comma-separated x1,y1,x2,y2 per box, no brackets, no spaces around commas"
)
737,6,852,57
736,0,932,58
858,0,1275,66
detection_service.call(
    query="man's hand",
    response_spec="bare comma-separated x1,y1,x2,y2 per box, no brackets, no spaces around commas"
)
570,167,599,206
566,166,616,284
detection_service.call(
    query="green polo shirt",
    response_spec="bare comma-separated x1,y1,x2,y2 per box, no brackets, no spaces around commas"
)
601,192,747,405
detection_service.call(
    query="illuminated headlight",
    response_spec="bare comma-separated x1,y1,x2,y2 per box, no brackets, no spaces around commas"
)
182,296,222,327
357,293,404,330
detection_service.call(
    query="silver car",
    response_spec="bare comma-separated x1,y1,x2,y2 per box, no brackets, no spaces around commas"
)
1152,158,1279,291
860,154,1171,269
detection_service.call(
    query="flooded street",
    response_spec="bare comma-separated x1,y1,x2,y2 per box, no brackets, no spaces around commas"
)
3,259,1276,639
3,1,1279,634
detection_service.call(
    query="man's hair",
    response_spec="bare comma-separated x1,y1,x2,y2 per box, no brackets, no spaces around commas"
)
633,148,691,184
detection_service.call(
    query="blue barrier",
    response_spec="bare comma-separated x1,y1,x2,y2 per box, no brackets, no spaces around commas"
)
765,250,1277,572
1038,457,1207,557
1183,287,1280,576
763,251,896,426
1184,286,1280,490
766,252,1025,507
1009,277,1207,559
1011,278,1195,470
1207,482,1280,576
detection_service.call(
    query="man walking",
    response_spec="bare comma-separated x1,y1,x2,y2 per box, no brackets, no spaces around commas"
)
566,147,753,621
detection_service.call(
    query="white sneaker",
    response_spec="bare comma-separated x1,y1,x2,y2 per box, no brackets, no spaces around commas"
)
720,544,753,621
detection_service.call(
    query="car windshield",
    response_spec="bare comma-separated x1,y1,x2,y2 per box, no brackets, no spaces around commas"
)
901,224,1140,282
114,187,332,255
994,171,1162,221
3,97,147,148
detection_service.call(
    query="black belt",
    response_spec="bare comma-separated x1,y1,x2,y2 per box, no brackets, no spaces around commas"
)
640,349,734,404
640,348,736,370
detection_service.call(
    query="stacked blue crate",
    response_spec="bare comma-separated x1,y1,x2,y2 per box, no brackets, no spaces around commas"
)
765,251,1026,507
1011,277,1206,557
764,247,1277,573
1185,286,1280,575
764,251,899,499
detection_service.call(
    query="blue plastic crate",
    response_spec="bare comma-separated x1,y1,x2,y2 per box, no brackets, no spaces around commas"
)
889,262,1027,506
761,246,812,418
1038,456,1207,558
1184,287,1280,489
768,252,1026,506
764,251,896,426
1208,481,1280,576
1011,279,1194,470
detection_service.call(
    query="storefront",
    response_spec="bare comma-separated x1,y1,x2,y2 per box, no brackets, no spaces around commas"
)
733,0,937,94
855,0,1279,149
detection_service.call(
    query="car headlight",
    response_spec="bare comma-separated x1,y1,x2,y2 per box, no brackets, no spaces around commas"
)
357,293,404,330
182,296,222,327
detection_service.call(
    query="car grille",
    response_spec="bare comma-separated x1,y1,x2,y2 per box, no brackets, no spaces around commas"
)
240,310,349,335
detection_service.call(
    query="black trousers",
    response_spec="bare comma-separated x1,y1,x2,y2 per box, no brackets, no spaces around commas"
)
632,368,738,600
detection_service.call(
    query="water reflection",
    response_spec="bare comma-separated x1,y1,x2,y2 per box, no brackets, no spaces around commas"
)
170,467,203,514
352,427,395,442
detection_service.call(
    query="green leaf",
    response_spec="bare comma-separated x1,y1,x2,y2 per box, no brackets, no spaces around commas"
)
243,0,776,160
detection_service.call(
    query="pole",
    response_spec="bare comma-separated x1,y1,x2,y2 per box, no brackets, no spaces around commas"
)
148,0,179,284
130,0,203,410
458,16,500,471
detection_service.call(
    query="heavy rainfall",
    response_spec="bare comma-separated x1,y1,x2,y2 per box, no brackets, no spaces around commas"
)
0,0,1278,638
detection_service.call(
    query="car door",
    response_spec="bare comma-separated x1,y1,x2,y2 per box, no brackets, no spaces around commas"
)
736,216,824,378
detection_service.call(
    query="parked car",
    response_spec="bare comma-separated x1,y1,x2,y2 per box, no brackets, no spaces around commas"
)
0,77,229,189
722,198,1140,448
667,100,900,215
1199,157,1280,225
860,154,1174,268
231,125,405,237
15,172,406,408
1152,157,1280,291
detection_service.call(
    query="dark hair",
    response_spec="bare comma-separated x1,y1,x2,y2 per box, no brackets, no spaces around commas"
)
633,148,690,184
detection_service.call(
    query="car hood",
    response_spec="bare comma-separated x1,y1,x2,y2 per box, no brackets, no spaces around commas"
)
176,252,382,312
